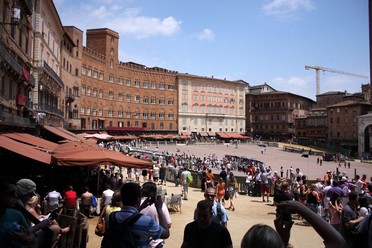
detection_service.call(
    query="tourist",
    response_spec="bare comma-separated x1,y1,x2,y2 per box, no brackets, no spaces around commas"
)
80,186,93,218
217,177,226,205
180,167,192,200
226,172,237,211
101,184,114,210
273,180,293,248
260,168,272,203
140,182,172,248
102,182,170,247
181,199,232,248
307,184,321,214
339,192,364,246
0,176,36,247
44,186,62,213
328,191,343,230
63,185,77,214
241,224,282,248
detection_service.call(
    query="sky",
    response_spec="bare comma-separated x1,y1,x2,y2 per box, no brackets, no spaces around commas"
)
54,0,370,101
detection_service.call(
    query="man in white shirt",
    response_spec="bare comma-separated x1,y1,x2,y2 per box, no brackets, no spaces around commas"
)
140,182,172,248
355,174,366,195
101,185,114,209
44,186,62,212
180,168,191,200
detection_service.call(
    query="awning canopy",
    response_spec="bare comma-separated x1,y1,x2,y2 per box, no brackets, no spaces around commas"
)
43,126,81,142
106,127,144,131
52,142,153,168
84,133,113,140
216,132,230,138
0,135,52,165
225,132,251,139
2,133,59,150
207,132,216,136
112,135,137,140
199,132,208,137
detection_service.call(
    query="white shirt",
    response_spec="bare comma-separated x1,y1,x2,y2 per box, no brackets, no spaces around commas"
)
45,190,62,206
140,197,171,248
102,189,114,206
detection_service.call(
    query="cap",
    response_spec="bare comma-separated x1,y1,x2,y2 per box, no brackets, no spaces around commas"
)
341,176,347,182
274,171,278,174
16,179,37,196
327,170,331,173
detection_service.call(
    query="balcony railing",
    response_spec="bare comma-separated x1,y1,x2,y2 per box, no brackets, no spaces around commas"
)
0,110,36,128
43,62,64,88
0,41,22,75
38,103,64,117
65,92,76,103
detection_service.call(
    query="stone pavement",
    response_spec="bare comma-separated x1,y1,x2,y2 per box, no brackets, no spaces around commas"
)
86,143,372,247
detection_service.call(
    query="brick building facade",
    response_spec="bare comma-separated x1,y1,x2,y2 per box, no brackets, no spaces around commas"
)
0,0,35,131
327,101,372,154
61,26,82,130
80,28,178,133
246,91,316,140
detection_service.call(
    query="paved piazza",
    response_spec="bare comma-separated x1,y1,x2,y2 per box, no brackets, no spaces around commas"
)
87,143,372,248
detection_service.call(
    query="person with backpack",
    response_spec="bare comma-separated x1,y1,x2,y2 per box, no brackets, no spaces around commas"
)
193,187,229,228
101,182,170,248
180,167,192,200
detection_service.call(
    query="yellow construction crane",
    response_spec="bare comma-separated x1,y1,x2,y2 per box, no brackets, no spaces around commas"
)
304,65,368,95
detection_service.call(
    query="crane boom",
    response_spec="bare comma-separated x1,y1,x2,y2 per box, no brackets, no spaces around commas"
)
305,65,368,95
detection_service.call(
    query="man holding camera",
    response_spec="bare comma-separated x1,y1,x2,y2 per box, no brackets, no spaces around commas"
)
140,182,172,248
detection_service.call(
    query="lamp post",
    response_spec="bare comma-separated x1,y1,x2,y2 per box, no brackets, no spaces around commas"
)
1,2,21,26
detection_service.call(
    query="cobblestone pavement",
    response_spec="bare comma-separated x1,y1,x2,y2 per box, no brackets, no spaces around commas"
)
86,143,372,248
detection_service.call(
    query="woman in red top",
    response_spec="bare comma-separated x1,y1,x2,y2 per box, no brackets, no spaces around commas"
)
216,178,226,205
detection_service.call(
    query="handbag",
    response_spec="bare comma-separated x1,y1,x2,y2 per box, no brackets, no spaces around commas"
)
95,206,106,237
224,189,230,200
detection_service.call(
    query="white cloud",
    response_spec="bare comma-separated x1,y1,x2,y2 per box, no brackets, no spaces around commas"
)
271,76,315,99
106,15,181,39
194,29,215,41
262,0,315,18
91,5,109,18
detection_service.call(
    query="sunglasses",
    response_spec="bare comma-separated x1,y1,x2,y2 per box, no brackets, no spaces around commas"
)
206,194,216,198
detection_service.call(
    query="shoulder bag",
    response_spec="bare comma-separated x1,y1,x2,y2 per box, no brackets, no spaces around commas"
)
95,205,107,237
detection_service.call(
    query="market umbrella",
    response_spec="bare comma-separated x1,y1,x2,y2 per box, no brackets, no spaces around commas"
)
52,142,152,168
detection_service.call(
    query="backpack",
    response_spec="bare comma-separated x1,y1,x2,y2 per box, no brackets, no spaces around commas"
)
91,196,98,207
101,212,143,248
211,202,224,225
187,173,193,183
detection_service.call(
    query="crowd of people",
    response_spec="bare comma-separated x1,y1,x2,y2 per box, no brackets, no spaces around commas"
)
2,142,372,248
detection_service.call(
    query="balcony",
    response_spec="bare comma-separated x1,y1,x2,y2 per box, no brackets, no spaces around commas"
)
65,92,75,103
43,62,64,88
38,103,64,117
0,41,22,73
0,41,35,87
0,109,36,128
